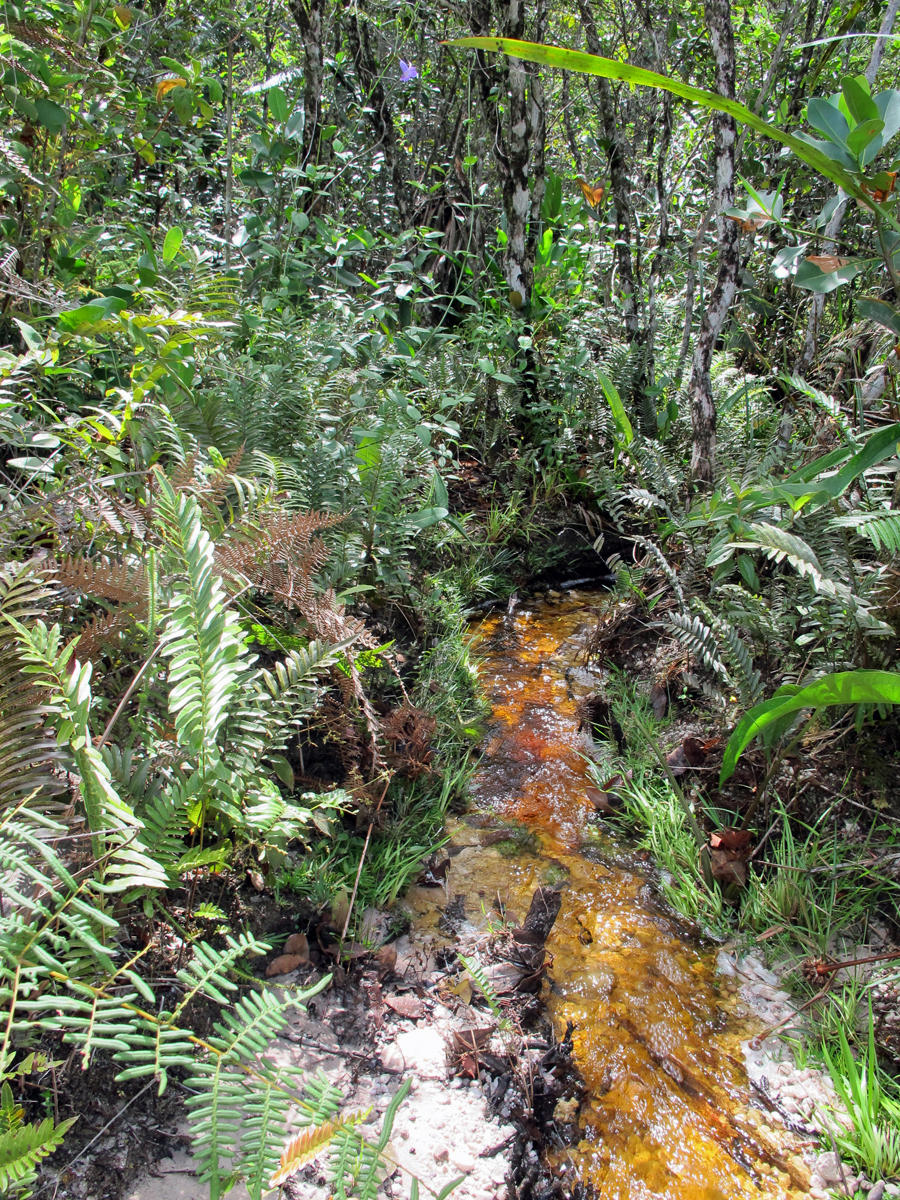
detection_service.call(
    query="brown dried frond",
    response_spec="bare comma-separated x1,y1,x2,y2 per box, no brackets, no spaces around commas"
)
75,608,138,661
270,1112,365,1187
8,19,96,70
383,702,436,777
70,489,147,540
168,452,201,494
56,556,148,608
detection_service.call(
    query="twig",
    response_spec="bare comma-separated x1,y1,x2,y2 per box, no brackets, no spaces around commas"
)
340,776,393,944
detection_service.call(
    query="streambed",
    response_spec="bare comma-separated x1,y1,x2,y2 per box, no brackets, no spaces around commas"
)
405,589,812,1199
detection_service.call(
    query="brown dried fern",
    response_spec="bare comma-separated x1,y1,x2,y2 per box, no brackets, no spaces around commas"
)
269,1112,366,1187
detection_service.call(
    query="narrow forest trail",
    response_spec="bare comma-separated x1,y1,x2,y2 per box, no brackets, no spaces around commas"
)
406,591,814,1200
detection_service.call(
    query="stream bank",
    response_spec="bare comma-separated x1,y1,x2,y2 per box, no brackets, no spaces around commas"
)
116,586,874,1200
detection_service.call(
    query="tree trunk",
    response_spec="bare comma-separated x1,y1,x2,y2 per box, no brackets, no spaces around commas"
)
689,0,740,485
287,0,326,169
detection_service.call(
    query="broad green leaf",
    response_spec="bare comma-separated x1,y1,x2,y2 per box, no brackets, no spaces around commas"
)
408,506,449,529
721,670,900,784
34,98,68,133
806,97,849,146
875,89,900,147
793,257,866,293
847,118,884,162
13,319,43,352
841,75,878,126
57,297,125,333
268,86,288,124
446,38,876,211
597,366,634,446
162,226,183,264
856,296,900,337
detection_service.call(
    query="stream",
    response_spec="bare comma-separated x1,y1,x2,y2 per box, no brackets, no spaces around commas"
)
405,590,810,1200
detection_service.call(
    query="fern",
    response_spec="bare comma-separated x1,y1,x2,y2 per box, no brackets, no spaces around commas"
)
0,564,65,809
832,508,900,555
8,621,169,892
458,953,503,1021
154,472,250,767
0,1105,77,1197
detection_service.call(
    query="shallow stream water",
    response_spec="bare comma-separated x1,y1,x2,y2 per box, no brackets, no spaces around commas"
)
406,591,809,1199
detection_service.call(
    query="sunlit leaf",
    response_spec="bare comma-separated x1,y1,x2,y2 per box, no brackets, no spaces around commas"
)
155,76,188,104
162,226,183,264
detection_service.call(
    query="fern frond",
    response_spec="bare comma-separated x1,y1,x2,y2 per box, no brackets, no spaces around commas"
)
153,473,250,760
459,952,502,1020
831,509,900,555
270,1113,366,1187
0,564,66,807
665,612,731,683
0,1114,77,1194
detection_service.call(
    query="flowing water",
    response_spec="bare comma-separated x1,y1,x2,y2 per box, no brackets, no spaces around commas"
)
406,591,809,1199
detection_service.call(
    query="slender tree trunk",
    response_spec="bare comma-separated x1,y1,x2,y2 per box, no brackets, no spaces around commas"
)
347,7,410,226
689,0,740,485
469,0,545,309
288,0,326,169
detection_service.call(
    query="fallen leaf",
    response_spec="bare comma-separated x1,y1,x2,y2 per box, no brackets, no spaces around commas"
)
283,932,310,960
586,786,615,813
417,856,450,886
458,1052,479,1078
666,736,707,777
649,680,669,719
709,827,752,853
452,1027,492,1052
710,848,748,887
266,953,305,977
385,994,425,1019
374,943,398,974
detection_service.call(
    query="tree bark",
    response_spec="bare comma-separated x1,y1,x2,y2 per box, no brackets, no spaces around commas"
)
689,0,740,485
287,0,326,169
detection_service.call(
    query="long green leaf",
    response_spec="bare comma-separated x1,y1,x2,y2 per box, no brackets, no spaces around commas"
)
446,38,877,212
596,367,634,447
720,669,900,784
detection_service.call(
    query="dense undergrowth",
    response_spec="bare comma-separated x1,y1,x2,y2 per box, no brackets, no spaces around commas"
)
3,0,900,1195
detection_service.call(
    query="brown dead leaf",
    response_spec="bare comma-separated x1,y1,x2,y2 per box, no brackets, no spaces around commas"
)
666,736,707,777
649,680,669,719
283,932,310,961
458,1052,479,1078
451,1027,492,1053
374,943,398,975
806,255,851,272
586,786,615,813
709,828,752,853
266,953,305,977
385,994,426,1020
417,855,450,886
710,848,748,887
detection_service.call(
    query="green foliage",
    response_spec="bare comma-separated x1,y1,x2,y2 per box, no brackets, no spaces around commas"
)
721,669,900,784
823,1008,900,1180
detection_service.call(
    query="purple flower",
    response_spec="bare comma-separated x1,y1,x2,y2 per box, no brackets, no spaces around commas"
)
399,59,419,82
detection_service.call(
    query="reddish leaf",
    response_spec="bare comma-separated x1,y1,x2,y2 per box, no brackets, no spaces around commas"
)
452,1027,492,1053
283,932,310,961
266,953,305,977
649,680,669,719
586,786,615,813
709,827,752,854
385,994,425,1019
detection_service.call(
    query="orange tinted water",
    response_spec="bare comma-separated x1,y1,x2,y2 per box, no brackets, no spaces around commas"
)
408,593,807,1199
